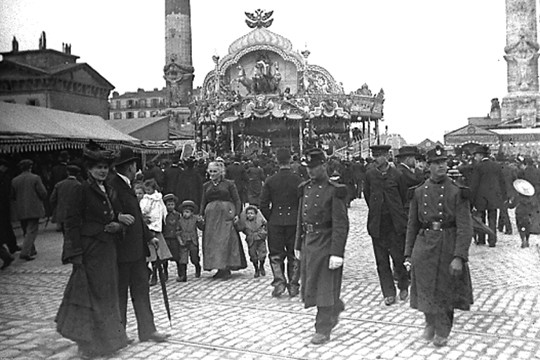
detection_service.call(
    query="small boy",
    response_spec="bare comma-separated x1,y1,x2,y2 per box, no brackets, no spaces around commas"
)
237,205,268,278
163,194,183,280
176,200,204,282
513,179,539,248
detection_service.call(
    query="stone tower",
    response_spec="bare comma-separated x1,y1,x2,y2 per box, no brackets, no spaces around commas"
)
501,0,540,127
164,0,194,107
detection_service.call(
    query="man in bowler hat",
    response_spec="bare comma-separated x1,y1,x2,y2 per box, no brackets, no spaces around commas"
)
108,148,169,343
469,145,507,247
295,148,349,344
364,145,410,306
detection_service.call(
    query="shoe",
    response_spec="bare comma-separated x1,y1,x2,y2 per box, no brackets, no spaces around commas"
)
288,285,300,298
140,331,170,343
488,243,496,248
254,269,260,278
195,264,201,278
220,269,232,280
9,245,21,254
19,255,35,261
213,270,224,278
310,333,330,345
422,325,435,340
384,296,396,306
1,256,14,270
260,266,266,276
126,338,135,345
163,270,169,282
272,284,287,298
176,276,187,282
149,276,157,286
432,334,448,347
399,289,409,301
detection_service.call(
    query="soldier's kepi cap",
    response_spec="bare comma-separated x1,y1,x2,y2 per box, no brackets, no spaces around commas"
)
426,145,448,163
301,148,327,168
370,145,391,157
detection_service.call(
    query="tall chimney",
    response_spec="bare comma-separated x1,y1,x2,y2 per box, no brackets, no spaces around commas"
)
164,0,194,107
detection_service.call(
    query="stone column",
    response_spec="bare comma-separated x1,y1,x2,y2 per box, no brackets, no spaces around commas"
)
164,0,194,107
501,0,540,127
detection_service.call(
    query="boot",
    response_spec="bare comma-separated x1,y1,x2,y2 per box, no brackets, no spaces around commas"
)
259,259,266,276
0,246,14,270
149,263,158,286
194,263,201,278
253,261,260,278
176,263,187,282
163,261,169,282
288,258,301,298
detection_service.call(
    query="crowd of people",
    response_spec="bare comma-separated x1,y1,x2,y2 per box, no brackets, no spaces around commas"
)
0,140,538,355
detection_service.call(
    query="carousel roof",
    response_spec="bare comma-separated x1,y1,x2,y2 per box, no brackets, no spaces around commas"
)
228,27,293,55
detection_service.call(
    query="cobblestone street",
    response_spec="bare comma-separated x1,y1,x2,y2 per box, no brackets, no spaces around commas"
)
1,199,540,360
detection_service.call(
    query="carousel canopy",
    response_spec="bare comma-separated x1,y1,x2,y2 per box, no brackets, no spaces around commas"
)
0,102,175,153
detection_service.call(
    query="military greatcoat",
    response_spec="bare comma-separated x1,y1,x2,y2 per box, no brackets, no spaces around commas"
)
295,179,349,308
405,176,474,313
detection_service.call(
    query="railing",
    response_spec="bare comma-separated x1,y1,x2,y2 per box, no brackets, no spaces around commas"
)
334,136,377,159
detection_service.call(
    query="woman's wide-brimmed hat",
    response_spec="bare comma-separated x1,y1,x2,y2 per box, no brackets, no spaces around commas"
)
83,140,117,164
514,179,535,197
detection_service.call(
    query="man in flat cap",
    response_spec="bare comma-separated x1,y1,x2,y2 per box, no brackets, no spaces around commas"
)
470,145,507,247
405,146,473,346
364,145,410,306
260,148,303,298
295,148,349,344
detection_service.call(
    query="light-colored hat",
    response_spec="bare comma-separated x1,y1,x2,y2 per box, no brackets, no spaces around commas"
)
513,179,535,197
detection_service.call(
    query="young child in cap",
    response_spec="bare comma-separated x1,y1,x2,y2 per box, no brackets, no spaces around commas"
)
140,179,172,286
176,200,203,282
162,194,183,280
237,205,268,278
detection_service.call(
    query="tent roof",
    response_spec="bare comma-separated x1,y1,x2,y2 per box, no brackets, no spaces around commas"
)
107,116,169,135
0,102,136,141
0,102,175,154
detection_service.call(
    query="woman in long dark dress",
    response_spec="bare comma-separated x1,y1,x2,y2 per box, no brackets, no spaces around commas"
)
201,161,247,279
55,143,128,358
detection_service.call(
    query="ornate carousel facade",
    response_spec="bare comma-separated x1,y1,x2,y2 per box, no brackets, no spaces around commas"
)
193,10,385,156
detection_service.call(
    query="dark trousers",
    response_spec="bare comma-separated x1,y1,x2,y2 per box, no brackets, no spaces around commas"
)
0,208,18,252
315,299,345,336
117,258,157,340
267,224,299,289
497,205,512,233
425,311,454,338
371,215,409,297
477,209,497,245
20,218,39,258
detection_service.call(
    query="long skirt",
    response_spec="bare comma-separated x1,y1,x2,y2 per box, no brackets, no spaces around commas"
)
55,234,128,356
202,200,247,271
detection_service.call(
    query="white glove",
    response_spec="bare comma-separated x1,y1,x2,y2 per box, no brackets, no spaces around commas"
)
329,255,343,269
294,250,301,260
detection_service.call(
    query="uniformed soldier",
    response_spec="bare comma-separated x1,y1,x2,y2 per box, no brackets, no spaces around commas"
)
404,146,474,347
294,148,349,345
395,146,425,213
260,148,303,298
364,145,410,306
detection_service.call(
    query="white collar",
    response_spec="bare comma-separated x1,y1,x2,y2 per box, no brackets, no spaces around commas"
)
117,172,131,187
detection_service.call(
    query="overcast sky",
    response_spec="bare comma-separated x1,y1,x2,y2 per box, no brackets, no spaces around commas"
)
0,0,510,143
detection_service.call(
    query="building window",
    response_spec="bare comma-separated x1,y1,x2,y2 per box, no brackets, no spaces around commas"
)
139,99,146,108
138,111,146,118
115,100,121,109
150,110,158,117
151,98,158,107
127,112,134,119
26,98,40,106
114,112,122,119
127,100,134,108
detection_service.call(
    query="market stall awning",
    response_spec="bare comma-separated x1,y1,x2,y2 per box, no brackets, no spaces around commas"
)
0,102,175,153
